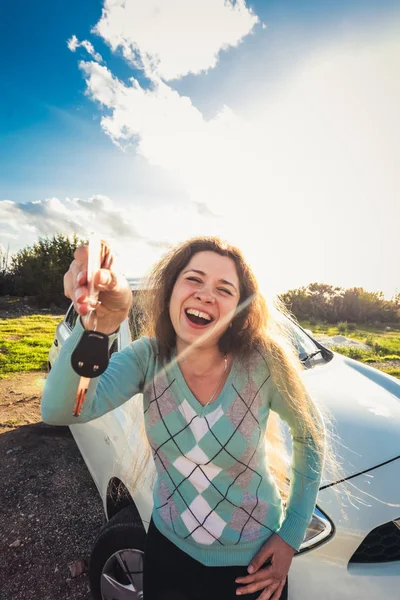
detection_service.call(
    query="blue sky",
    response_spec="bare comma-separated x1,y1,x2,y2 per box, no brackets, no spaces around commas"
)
1,1,399,297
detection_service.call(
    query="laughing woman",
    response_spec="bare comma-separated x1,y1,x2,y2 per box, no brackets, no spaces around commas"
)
41,237,325,600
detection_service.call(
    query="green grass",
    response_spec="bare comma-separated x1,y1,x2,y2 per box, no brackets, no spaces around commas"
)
329,346,374,361
0,315,62,378
1,313,400,381
362,354,400,363
385,369,400,378
300,320,400,379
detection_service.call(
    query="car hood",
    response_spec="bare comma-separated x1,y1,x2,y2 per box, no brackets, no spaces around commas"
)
300,354,400,486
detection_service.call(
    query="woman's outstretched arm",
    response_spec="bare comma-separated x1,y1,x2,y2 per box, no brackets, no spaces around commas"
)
41,317,153,425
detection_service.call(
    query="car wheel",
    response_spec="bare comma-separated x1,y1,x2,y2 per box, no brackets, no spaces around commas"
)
89,505,146,600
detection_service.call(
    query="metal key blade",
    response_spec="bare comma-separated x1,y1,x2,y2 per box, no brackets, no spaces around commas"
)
73,376,91,417
85,233,101,328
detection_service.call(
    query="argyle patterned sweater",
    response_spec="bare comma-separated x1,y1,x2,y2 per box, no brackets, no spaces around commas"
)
41,318,324,566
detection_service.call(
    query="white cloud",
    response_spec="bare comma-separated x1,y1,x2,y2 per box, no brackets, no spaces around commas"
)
0,232,18,240
79,58,262,212
93,0,259,80
16,5,396,296
67,34,103,63
67,35,79,52
0,196,146,243
77,20,400,297
0,195,218,276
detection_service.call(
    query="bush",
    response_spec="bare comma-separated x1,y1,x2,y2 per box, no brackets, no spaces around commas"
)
280,283,400,325
364,334,375,347
0,245,14,295
5,234,84,308
331,345,373,360
373,342,391,356
337,321,348,334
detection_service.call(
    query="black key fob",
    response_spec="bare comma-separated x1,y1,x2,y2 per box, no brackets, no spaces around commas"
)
71,330,109,378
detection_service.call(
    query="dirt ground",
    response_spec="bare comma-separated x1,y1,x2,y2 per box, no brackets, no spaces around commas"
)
0,372,105,600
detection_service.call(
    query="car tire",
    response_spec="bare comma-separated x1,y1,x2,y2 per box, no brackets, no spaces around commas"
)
89,505,146,600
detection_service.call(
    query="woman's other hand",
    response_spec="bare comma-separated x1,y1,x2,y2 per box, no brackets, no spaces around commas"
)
63,240,132,334
235,534,295,599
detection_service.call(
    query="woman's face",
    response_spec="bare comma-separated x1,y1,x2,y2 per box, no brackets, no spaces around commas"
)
169,251,240,351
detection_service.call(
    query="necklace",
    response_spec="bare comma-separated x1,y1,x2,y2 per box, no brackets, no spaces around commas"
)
204,354,228,407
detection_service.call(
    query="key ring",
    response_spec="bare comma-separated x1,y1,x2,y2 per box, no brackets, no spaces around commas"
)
85,307,97,332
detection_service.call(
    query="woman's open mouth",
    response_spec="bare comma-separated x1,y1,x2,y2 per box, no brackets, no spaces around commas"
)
184,308,214,328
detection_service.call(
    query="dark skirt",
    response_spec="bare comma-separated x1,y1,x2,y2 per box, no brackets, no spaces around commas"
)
143,517,289,600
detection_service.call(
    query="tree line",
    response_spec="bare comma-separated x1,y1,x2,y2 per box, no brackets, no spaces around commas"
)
0,234,83,308
279,282,399,325
1,235,399,323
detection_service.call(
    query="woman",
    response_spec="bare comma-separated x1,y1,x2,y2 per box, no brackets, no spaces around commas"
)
42,236,325,600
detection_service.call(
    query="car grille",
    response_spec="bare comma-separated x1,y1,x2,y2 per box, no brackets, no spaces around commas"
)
349,520,400,563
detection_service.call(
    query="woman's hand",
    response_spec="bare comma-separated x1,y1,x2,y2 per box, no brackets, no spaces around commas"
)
235,534,295,599
63,240,132,334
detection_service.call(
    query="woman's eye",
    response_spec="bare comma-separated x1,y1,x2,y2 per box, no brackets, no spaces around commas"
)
218,288,232,296
187,277,201,283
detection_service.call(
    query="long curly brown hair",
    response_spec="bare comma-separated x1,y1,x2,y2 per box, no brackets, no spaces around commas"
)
138,236,268,361
130,236,327,501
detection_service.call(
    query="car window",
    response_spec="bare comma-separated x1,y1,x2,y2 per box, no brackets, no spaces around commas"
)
65,305,79,330
128,307,141,341
279,316,320,361
128,291,143,341
109,338,118,356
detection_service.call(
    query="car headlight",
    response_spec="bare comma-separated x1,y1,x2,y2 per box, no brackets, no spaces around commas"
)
298,507,334,552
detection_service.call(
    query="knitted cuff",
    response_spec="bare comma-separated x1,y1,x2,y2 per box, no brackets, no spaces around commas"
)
275,509,311,551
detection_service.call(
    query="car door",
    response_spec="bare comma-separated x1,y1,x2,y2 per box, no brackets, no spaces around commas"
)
68,303,140,502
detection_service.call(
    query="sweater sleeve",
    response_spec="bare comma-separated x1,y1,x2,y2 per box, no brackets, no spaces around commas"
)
41,317,154,426
268,378,325,551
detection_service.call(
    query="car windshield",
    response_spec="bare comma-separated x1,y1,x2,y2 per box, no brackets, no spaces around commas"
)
279,317,321,362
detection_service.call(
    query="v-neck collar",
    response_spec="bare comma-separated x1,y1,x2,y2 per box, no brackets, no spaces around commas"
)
170,351,238,417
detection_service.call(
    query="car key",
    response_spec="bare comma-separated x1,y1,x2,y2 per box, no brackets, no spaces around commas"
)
71,315,109,416
71,234,107,417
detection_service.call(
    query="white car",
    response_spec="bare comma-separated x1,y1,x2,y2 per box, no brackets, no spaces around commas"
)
48,281,400,600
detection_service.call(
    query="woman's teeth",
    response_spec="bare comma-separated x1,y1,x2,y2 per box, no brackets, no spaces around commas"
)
186,308,211,321
185,308,212,326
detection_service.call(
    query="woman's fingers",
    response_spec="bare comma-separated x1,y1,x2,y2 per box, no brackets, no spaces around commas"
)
64,267,78,301
236,565,272,580
102,245,114,269
73,269,117,313
269,579,286,600
75,300,91,316
64,241,131,327
73,240,113,271
74,284,88,303
257,582,281,600
95,268,118,291
77,269,87,285
236,571,276,596
236,566,276,587
73,282,91,316
73,244,89,266
237,582,274,596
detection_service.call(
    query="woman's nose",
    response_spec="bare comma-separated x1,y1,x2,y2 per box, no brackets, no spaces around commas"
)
195,289,215,303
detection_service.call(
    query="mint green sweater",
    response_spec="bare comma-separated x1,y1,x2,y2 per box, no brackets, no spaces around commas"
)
41,318,324,566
